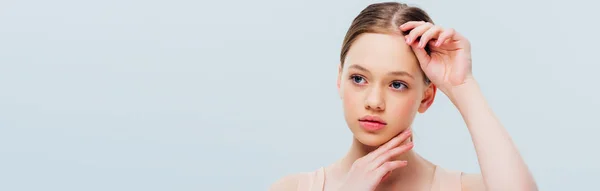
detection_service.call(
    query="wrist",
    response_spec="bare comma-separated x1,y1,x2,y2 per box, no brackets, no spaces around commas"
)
446,76,480,106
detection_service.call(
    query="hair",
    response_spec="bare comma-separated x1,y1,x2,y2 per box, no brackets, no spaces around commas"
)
340,2,434,84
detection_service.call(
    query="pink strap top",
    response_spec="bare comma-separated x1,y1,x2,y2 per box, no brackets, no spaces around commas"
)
298,166,462,191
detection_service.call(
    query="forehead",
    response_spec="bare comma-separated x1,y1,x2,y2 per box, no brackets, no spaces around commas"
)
343,32,420,75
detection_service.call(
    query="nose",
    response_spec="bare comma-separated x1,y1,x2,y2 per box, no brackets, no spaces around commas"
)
365,86,385,111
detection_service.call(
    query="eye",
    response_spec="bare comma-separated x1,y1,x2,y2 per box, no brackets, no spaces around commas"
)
350,74,367,85
390,81,408,90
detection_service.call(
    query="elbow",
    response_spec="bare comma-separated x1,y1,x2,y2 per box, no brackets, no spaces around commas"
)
481,174,538,191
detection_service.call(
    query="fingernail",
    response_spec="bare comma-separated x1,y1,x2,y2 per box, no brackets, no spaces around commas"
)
405,36,410,43
400,24,406,28
418,41,424,48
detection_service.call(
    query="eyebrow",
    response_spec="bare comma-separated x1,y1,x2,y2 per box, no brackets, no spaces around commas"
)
348,64,415,79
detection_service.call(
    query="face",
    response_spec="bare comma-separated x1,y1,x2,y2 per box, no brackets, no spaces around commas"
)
337,32,436,147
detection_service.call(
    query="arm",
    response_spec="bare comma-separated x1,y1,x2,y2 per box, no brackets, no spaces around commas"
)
400,20,538,191
449,78,538,191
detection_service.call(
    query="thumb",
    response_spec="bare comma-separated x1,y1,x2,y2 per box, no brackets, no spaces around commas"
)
450,64,466,86
450,52,471,86
409,41,431,69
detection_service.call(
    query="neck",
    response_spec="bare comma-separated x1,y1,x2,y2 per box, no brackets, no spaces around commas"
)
334,136,437,190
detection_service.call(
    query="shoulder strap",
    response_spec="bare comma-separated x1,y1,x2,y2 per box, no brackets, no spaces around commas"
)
297,167,325,191
430,166,463,191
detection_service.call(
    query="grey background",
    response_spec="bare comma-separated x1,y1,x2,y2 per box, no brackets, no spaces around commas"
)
0,0,598,190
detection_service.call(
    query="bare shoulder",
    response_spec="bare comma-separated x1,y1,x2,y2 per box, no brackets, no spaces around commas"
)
268,173,308,191
461,172,486,191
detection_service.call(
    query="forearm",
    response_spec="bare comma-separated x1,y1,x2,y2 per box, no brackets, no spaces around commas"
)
448,78,537,191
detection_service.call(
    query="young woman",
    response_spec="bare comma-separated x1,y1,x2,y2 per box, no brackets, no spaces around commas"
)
269,2,537,191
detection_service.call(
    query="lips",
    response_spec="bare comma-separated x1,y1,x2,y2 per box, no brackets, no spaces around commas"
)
358,115,387,131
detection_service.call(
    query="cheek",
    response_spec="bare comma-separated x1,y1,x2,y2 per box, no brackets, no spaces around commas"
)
386,93,420,122
342,84,361,111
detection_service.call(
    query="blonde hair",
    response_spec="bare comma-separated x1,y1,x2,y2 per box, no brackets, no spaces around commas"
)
340,2,434,84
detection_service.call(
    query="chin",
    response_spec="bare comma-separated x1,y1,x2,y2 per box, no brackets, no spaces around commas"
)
354,132,394,147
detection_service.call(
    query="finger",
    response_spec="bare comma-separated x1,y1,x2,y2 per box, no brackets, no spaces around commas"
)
452,30,469,42
404,22,433,44
373,161,408,182
373,142,414,165
363,129,411,162
363,129,412,162
368,142,414,170
428,40,439,46
410,41,431,68
381,171,391,182
399,21,426,31
435,28,456,47
419,25,443,48
428,40,461,51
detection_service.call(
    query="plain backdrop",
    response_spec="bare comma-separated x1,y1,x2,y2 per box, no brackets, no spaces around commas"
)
1,0,599,190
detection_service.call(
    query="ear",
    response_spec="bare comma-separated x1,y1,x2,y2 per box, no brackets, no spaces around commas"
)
337,64,343,99
418,83,436,113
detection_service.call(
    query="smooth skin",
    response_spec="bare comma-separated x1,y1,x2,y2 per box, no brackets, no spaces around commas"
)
270,22,537,191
